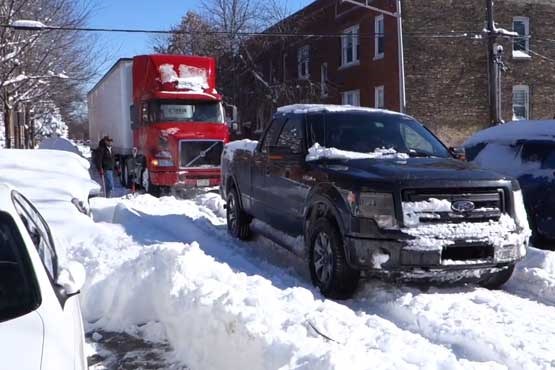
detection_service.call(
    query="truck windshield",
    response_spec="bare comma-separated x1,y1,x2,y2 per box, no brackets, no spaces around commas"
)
321,112,450,158
154,100,223,123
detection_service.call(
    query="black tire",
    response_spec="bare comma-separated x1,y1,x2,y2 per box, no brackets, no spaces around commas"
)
308,218,360,299
479,264,515,289
226,186,251,240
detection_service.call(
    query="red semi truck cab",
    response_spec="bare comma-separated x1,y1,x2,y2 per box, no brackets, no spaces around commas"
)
132,54,229,191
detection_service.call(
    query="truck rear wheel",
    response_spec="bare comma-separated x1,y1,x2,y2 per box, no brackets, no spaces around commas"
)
479,264,515,289
308,218,360,299
226,186,251,240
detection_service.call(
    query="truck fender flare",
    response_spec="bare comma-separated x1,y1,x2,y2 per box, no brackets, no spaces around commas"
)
225,175,245,209
304,184,350,240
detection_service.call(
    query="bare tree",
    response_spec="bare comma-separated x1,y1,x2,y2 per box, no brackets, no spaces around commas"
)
0,0,98,147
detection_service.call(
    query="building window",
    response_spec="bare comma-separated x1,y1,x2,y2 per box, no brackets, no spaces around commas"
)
320,63,328,98
374,15,385,59
513,17,530,58
375,85,385,109
282,52,288,81
341,25,360,67
297,46,309,79
512,85,529,120
341,90,360,106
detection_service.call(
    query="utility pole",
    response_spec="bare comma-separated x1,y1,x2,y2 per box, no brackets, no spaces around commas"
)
486,0,501,125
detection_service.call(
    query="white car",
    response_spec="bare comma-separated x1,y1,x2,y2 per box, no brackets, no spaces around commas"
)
0,184,87,370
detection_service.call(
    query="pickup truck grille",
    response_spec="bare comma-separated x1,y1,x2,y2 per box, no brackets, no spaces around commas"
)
180,140,224,168
402,188,506,225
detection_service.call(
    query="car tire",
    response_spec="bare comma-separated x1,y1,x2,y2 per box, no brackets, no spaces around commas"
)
226,186,251,240
479,264,515,289
308,218,360,299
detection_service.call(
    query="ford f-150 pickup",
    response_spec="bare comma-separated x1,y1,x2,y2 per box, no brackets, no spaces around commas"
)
221,104,530,299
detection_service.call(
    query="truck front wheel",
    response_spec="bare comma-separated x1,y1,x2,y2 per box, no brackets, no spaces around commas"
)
308,218,360,299
226,186,251,240
479,264,515,289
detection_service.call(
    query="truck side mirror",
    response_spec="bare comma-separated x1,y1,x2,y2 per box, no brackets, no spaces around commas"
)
449,146,466,161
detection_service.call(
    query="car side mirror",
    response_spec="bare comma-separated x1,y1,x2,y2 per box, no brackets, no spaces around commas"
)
57,261,86,297
449,146,466,161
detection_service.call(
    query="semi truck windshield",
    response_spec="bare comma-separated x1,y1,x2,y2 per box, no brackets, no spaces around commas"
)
156,101,223,123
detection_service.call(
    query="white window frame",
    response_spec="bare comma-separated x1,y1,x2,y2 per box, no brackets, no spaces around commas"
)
341,90,360,106
512,16,530,59
512,85,530,120
374,15,385,60
341,25,360,67
297,45,310,79
320,63,328,98
375,85,385,109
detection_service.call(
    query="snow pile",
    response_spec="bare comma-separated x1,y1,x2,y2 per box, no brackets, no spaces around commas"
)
277,104,403,116
222,139,258,161
39,137,81,156
159,63,209,91
306,143,409,162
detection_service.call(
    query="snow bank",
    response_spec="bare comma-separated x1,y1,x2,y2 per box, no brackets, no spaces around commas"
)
222,139,258,161
507,247,555,306
306,143,409,162
73,195,495,370
39,137,81,156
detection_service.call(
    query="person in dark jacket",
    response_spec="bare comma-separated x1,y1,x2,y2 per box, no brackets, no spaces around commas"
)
95,136,118,197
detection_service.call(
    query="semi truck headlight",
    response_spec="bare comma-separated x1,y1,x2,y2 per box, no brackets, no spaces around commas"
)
348,192,398,229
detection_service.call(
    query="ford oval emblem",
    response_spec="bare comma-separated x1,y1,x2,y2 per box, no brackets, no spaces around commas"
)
451,200,475,213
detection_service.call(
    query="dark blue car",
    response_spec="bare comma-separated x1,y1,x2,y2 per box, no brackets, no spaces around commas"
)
465,120,555,248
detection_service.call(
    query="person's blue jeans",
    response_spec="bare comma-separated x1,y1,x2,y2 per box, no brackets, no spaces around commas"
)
104,170,114,197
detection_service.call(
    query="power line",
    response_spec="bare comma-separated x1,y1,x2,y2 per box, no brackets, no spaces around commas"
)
1,23,483,40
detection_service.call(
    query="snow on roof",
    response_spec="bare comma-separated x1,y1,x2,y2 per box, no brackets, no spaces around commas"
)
465,120,555,147
10,20,47,29
277,104,404,116
159,63,209,92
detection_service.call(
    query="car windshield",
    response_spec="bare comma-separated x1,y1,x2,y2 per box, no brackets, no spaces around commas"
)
152,100,223,123
321,112,450,158
0,212,39,322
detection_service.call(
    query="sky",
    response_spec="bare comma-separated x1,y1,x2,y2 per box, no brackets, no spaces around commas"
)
88,0,312,87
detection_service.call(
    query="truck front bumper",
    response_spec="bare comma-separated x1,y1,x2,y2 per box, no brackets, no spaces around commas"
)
150,169,221,188
344,234,527,279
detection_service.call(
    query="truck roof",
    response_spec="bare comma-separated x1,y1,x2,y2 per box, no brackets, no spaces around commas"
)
133,54,221,101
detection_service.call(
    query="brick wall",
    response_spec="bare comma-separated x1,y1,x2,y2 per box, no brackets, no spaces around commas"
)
403,0,555,146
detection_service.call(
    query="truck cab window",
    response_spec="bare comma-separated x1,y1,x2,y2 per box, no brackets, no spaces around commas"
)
153,101,223,123
260,118,284,153
276,117,304,154
307,113,325,147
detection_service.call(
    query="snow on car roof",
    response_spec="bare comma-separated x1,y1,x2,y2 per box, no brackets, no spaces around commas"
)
276,104,405,116
465,120,555,147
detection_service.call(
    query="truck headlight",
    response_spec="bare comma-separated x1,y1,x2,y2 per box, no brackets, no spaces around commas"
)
348,192,398,229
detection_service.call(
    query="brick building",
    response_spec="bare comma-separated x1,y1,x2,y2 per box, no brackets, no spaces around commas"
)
233,0,555,145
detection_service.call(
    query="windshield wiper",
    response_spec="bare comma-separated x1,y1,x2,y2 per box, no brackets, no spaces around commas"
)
407,150,435,158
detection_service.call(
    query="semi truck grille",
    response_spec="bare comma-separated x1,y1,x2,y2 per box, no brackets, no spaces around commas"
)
403,188,506,224
180,140,224,168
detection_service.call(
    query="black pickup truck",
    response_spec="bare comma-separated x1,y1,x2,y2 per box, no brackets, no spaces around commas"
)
221,105,530,298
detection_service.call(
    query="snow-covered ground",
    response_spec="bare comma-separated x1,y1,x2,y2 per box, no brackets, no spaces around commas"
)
1,148,555,369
